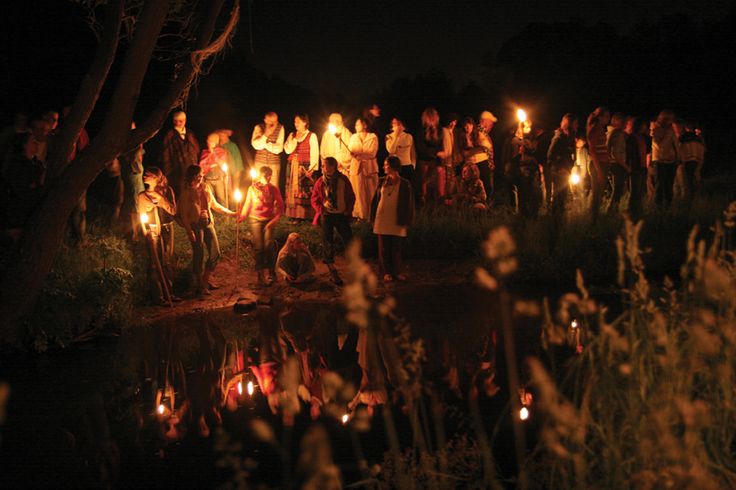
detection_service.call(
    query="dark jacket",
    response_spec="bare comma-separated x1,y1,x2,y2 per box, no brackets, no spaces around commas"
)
547,129,575,170
370,176,415,227
161,129,200,189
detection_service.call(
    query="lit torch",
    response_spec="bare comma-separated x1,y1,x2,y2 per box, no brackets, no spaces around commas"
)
328,122,349,151
234,188,243,267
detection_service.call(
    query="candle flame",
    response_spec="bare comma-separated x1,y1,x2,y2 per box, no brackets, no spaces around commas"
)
341,414,349,424
570,173,581,185
571,319,578,329
140,213,149,225
247,381,254,396
517,108,527,123
157,404,165,415
519,406,529,421
249,168,258,179
237,381,243,395
221,163,228,172
234,189,243,202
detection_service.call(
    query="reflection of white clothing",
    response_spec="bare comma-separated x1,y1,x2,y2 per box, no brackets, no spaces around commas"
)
372,181,407,237
348,132,379,219
320,127,352,174
385,131,416,168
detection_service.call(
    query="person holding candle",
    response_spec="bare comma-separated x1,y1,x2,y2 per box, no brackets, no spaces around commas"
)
311,157,355,286
251,112,285,192
370,156,415,282
179,164,237,297
546,113,578,219
320,113,352,175
238,166,284,286
199,132,229,205
217,129,244,194
348,116,379,220
137,167,178,305
283,113,319,221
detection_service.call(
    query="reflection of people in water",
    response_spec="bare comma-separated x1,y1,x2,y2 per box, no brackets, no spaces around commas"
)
275,232,316,284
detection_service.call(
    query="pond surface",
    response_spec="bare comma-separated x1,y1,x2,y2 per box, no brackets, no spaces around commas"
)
0,281,578,488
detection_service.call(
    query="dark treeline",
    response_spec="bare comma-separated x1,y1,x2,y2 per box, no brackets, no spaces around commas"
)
3,4,735,172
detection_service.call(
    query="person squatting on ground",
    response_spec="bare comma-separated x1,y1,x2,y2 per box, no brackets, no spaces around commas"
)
276,232,316,285
137,167,178,305
311,156,355,285
179,164,237,297
238,166,284,286
371,156,415,282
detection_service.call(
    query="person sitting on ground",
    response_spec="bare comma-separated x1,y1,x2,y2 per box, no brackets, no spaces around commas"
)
276,232,316,285
454,162,487,210
179,164,237,297
238,165,284,286
370,156,415,282
311,156,355,286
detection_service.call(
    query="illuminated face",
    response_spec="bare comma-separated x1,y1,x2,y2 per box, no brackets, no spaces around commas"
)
383,160,391,174
173,112,186,130
294,117,307,132
369,105,381,117
143,173,158,189
464,122,474,134
322,160,336,176
190,172,203,188
260,169,272,183
264,114,278,127
207,133,219,149
391,119,402,132
355,119,365,133
480,119,494,132
328,114,343,129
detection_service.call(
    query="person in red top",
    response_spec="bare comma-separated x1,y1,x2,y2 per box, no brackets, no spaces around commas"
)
238,166,284,286
586,106,611,219
199,132,229,206
311,156,355,285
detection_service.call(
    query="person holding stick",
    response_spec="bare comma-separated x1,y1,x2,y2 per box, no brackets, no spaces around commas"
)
179,164,237,297
137,167,178,305
238,166,284,286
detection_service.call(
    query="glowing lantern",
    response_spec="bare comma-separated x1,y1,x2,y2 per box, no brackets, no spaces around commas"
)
519,406,529,421
247,381,254,396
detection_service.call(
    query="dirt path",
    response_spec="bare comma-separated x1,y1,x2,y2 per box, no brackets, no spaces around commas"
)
136,256,478,325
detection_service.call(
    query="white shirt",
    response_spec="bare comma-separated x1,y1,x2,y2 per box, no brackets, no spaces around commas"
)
385,131,416,168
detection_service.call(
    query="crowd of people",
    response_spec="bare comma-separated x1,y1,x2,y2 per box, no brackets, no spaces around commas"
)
0,103,706,304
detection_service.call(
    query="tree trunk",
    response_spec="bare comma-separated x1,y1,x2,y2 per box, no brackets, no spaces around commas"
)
0,0,239,344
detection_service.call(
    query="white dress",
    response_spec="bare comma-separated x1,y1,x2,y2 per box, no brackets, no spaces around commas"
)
372,181,407,237
348,132,379,220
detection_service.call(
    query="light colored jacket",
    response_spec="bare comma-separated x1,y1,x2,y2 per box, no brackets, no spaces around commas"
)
348,132,378,176
385,131,416,168
606,126,627,168
651,125,680,163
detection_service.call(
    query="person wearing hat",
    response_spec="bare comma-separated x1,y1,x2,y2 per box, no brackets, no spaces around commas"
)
477,111,497,204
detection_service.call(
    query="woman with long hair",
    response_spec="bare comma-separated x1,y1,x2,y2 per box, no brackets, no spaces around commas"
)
457,116,493,204
416,107,443,204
